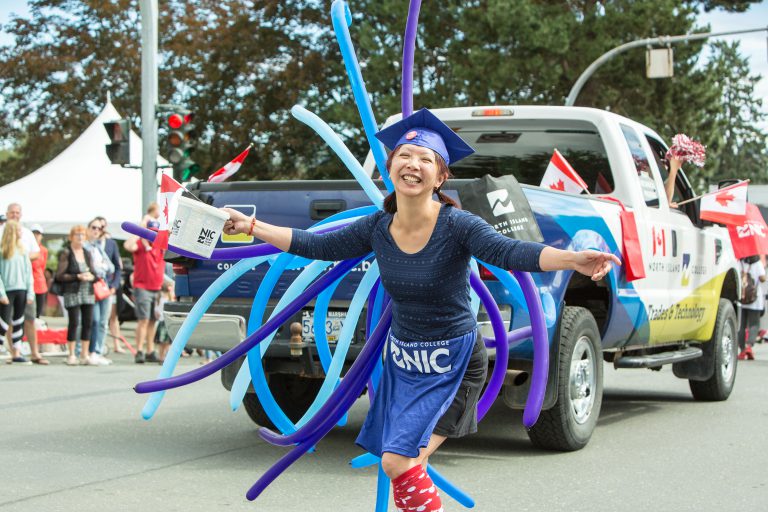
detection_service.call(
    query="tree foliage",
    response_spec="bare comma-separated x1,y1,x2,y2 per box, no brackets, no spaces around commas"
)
0,0,765,190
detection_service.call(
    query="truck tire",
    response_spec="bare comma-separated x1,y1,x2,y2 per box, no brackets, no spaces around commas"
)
527,306,603,452
243,393,275,429
242,374,323,429
689,298,738,401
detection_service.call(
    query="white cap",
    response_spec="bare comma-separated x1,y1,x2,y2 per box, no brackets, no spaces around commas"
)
30,224,44,234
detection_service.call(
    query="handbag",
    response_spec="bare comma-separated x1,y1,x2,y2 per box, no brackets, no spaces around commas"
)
603,197,646,282
93,278,111,301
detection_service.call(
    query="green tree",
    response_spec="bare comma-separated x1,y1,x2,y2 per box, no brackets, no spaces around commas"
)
688,41,768,190
0,0,764,187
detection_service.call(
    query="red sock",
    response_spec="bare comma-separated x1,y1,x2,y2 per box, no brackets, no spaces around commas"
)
392,464,443,511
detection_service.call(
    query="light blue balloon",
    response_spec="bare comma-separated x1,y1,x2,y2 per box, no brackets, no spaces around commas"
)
295,261,380,426
141,255,268,420
231,210,375,412
331,0,393,192
244,260,334,433
291,105,385,208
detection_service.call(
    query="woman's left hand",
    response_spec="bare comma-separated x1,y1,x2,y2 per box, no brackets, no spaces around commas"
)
571,250,621,281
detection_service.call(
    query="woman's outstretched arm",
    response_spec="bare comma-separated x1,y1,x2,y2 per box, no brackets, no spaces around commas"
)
222,207,293,252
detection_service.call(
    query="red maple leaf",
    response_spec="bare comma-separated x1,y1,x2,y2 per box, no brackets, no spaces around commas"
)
715,191,735,207
549,179,565,191
163,198,170,223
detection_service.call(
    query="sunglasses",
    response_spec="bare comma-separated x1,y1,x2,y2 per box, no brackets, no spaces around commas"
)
89,225,104,231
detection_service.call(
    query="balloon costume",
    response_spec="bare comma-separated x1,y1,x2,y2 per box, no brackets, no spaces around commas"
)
126,1,552,508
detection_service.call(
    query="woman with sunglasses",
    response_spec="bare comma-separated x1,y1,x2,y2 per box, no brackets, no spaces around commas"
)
85,219,114,365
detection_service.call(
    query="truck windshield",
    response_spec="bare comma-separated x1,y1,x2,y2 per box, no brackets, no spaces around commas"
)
449,119,613,194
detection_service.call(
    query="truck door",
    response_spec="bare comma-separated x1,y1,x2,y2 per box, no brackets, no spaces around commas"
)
644,135,714,342
619,124,675,343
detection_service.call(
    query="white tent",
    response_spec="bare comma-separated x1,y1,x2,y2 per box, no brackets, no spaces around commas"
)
0,100,169,239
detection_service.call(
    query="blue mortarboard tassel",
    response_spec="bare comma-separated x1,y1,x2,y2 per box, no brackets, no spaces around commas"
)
374,108,475,165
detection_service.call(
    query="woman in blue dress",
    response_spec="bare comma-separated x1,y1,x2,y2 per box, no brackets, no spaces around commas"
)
223,108,619,511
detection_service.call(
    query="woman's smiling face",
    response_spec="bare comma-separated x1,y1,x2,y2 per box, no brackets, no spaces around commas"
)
388,144,445,198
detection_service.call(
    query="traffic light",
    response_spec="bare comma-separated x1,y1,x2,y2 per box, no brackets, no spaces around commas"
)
103,118,131,165
165,110,199,180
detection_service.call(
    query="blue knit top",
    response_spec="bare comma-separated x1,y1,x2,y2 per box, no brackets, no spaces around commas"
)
290,204,545,341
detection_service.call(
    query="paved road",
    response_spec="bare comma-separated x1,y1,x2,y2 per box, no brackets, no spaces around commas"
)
1,331,766,512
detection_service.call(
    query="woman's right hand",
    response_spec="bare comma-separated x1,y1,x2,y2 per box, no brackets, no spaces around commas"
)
221,208,253,236
78,272,95,282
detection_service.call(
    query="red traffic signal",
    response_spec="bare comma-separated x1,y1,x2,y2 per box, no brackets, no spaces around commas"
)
168,113,184,130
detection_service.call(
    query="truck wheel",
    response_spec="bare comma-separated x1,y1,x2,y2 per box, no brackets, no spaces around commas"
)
243,393,276,429
527,306,603,452
689,298,738,401
242,374,323,428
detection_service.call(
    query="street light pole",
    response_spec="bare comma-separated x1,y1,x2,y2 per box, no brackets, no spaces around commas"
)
565,26,768,107
139,0,159,215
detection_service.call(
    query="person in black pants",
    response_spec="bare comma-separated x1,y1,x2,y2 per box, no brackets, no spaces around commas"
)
55,225,99,366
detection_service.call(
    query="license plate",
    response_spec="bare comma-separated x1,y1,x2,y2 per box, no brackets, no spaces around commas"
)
301,310,347,344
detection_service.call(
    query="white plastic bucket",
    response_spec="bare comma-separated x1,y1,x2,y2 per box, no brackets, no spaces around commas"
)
168,196,229,258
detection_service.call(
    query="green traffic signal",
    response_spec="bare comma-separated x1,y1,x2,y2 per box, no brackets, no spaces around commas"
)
164,109,198,178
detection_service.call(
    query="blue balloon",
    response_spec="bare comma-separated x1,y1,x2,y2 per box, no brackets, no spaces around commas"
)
291,105,385,208
330,0,393,192
141,255,269,420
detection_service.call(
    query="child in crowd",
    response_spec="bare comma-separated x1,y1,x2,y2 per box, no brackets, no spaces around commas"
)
154,280,175,362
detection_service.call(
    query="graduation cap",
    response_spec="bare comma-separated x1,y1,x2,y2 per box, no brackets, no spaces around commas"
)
375,108,475,165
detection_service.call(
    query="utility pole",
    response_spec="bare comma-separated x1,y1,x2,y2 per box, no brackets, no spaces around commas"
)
139,0,159,215
565,26,768,107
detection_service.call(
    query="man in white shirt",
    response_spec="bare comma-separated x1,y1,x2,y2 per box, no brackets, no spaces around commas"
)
2,203,47,364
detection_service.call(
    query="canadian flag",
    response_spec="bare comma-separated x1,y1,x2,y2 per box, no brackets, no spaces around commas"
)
155,173,185,249
539,149,589,194
651,226,666,256
700,180,748,226
208,146,251,183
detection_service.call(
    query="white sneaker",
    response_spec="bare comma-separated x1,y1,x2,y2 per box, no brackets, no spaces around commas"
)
97,354,113,365
86,354,108,366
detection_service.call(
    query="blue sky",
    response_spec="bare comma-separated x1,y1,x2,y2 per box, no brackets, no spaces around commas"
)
1,1,766,112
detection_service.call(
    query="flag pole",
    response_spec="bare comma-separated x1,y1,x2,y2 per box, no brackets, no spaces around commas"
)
675,179,750,207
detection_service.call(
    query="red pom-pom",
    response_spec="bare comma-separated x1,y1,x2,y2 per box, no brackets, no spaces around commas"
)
665,134,706,167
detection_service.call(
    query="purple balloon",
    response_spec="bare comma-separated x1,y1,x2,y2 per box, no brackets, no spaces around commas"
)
483,326,533,348
471,271,510,420
401,0,422,117
133,257,364,394
259,303,392,447
121,221,346,261
513,271,549,428
246,305,393,501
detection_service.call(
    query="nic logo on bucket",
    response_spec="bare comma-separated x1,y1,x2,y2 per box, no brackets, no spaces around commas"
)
197,227,217,247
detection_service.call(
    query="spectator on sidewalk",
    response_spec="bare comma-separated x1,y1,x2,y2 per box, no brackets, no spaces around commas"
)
56,225,101,366
2,203,46,364
29,224,48,318
0,220,36,364
141,202,161,229
85,218,114,365
95,216,126,354
124,226,165,364
738,254,766,360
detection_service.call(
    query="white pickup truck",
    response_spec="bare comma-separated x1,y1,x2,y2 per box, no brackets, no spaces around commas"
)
169,105,741,451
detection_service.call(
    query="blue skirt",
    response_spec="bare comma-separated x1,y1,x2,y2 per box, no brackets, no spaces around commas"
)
355,329,477,458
